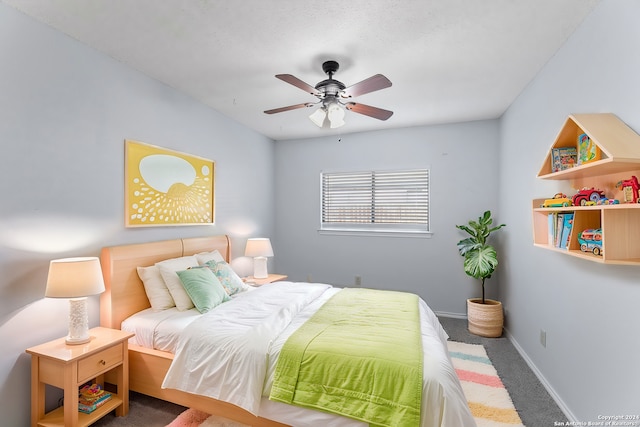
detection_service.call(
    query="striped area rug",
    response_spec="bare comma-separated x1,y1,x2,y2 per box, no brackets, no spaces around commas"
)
447,341,525,427
164,409,248,427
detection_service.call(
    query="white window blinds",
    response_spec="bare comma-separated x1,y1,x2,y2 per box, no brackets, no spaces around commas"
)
321,169,430,234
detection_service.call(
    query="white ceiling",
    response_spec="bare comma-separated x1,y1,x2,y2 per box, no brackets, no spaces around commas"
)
3,0,600,141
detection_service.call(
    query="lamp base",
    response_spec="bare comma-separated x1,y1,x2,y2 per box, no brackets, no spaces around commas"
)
65,335,91,345
253,256,269,279
66,297,90,345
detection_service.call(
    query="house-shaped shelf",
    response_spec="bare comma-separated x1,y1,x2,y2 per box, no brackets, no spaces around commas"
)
537,113,640,180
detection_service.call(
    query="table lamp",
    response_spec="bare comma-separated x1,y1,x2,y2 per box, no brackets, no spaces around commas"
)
244,238,274,279
45,257,106,345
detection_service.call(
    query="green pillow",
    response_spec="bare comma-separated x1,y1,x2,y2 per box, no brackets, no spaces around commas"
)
203,260,248,295
176,268,230,313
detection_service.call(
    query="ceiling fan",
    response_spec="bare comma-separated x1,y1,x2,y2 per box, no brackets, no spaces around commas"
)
264,60,393,129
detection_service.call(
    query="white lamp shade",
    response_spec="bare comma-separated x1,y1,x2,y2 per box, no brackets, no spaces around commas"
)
327,103,345,128
45,257,105,298
309,107,327,127
245,238,274,279
244,238,274,258
309,103,345,129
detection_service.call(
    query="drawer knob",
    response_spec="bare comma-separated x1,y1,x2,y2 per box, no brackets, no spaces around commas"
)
99,360,106,365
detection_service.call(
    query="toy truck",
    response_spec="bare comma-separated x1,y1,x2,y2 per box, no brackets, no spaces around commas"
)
578,229,603,256
572,187,605,206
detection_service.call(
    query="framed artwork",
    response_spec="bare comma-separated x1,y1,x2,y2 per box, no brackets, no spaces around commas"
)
125,139,215,227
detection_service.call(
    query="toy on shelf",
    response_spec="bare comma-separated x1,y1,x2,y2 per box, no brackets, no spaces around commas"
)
578,228,603,256
572,187,605,206
541,192,572,208
596,198,620,205
616,176,640,203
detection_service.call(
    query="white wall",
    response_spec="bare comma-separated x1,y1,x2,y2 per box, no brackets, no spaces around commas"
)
0,5,275,426
499,0,640,421
274,120,501,315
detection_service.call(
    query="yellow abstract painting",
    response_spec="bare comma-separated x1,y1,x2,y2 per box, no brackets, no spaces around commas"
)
125,140,214,227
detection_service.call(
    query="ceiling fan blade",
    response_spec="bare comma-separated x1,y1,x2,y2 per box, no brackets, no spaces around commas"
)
341,74,392,98
264,102,315,114
345,102,394,121
275,74,321,96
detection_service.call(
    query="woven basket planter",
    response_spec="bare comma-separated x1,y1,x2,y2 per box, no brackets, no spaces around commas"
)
467,298,504,338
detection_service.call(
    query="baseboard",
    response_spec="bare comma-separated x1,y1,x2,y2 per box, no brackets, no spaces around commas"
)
434,311,467,319
503,326,578,422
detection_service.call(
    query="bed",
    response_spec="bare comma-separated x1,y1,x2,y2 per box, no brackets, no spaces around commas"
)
99,235,475,427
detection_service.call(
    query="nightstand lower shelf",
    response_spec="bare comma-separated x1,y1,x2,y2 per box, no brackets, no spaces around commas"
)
37,396,122,427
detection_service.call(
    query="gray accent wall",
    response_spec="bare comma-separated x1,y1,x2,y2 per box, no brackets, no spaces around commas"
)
0,5,275,426
498,0,640,421
274,121,501,315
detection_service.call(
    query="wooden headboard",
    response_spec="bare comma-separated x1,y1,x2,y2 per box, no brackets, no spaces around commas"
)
99,235,231,330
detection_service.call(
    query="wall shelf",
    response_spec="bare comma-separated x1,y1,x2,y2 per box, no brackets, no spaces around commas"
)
537,113,640,180
532,113,640,264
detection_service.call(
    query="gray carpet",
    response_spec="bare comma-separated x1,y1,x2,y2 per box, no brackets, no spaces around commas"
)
92,317,565,426
439,316,565,426
91,392,185,427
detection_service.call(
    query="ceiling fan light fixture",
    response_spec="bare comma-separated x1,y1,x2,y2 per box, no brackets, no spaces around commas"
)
327,103,345,128
267,61,393,126
309,107,327,127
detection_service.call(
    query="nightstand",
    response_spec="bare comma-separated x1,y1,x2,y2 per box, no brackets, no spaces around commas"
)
245,274,288,286
26,327,134,427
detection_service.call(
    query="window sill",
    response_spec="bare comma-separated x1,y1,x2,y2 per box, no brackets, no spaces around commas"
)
318,229,433,238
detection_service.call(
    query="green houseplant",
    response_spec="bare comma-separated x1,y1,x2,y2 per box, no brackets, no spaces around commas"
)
456,210,506,337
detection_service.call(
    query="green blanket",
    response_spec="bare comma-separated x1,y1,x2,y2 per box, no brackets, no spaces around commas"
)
270,288,423,427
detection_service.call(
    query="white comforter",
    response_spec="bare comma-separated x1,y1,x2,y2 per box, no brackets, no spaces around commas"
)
161,282,475,427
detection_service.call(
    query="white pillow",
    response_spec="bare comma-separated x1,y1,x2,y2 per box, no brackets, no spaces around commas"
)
137,265,176,311
156,256,199,311
195,250,225,265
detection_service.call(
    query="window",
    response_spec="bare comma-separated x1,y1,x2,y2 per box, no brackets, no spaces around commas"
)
320,169,430,236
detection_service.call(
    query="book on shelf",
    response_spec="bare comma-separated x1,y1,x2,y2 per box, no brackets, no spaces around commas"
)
577,133,601,165
547,213,556,246
559,213,574,249
551,146,578,172
79,393,112,413
554,213,565,248
547,212,574,249
78,383,112,413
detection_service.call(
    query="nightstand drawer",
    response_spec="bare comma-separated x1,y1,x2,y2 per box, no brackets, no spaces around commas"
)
78,343,123,383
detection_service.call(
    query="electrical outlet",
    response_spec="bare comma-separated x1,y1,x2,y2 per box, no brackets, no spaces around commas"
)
355,275,362,287
540,329,547,348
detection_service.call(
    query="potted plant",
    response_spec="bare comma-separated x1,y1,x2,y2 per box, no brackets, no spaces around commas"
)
456,210,506,337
